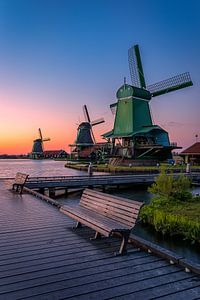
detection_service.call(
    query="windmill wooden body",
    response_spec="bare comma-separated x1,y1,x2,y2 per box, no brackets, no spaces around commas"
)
103,45,193,163
31,128,50,159
69,105,105,159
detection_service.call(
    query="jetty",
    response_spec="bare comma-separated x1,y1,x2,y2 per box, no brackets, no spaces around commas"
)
0,180,200,299
24,173,200,197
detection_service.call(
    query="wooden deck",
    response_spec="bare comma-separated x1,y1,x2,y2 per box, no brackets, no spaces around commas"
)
0,181,200,299
25,173,200,191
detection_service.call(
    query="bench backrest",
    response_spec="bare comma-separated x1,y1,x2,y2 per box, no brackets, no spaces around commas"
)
80,189,143,229
14,172,29,185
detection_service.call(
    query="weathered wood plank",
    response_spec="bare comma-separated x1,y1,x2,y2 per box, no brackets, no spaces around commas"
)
157,285,200,300
14,266,189,300
0,256,163,294
0,251,150,287
83,188,142,207
55,271,195,300
115,276,200,299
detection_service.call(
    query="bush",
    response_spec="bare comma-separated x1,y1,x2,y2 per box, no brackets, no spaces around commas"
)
140,168,200,243
148,167,192,203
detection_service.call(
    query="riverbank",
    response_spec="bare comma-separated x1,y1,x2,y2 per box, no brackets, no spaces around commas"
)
65,162,200,174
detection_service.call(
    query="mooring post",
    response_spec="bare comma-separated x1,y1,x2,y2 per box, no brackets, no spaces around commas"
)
49,188,55,198
65,188,68,197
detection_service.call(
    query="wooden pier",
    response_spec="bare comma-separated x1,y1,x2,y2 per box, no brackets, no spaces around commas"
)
0,180,200,299
25,173,200,197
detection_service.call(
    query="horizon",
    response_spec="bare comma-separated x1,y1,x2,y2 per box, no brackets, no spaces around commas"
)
1,0,200,155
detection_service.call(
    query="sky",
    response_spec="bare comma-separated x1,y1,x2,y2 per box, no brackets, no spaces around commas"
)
0,0,200,154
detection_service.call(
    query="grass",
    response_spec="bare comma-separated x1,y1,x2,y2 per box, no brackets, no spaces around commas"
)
65,162,200,173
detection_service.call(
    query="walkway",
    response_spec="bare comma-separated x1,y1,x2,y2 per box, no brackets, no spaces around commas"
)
0,181,200,299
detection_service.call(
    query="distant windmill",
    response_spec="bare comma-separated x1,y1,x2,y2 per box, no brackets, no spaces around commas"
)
75,105,105,145
69,105,105,159
32,128,50,155
103,44,193,162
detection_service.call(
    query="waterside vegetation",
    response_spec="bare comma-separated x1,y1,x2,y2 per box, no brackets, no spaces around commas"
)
65,162,200,174
140,168,200,243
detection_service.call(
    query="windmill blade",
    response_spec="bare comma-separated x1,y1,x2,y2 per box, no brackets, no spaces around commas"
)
42,138,51,142
91,128,96,144
91,118,105,126
128,44,146,88
110,102,117,115
147,72,193,98
83,105,91,123
38,128,43,140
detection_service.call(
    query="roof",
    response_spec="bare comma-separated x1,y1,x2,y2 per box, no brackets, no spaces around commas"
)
43,150,67,155
181,142,200,155
102,125,166,139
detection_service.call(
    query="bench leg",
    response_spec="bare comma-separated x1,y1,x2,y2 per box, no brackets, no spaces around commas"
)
19,186,24,194
90,231,101,240
74,221,82,229
116,232,130,256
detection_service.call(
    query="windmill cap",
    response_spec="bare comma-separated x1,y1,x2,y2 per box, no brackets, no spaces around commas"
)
117,84,151,101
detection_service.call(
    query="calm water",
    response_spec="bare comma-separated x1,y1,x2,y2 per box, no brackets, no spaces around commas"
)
1,159,199,263
0,159,86,178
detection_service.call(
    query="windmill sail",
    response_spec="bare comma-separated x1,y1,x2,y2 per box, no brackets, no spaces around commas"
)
91,118,105,126
128,45,146,88
147,72,193,97
83,105,91,123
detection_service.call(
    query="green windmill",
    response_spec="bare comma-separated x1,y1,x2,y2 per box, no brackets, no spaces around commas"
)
103,45,193,162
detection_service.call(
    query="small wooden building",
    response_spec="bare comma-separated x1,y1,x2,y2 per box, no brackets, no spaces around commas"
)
180,142,200,165
43,150,68,159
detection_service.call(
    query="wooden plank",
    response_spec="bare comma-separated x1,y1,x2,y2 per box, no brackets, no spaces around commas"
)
13,266,189,299
60,208,111,236
80,200,137,227
60,206,131,231
0,259,169,298
52,269,193,300
119,275,200,299
14,172,28,185
157,285,200,300
83,189,143,208
81,196,140,219
0,251,149,287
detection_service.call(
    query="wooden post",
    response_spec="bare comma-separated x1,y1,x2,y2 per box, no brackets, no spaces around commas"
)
65,188,68,197
49,188,55,198
39,188,45,195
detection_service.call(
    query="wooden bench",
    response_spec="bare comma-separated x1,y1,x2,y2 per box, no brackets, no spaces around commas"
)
60,188,143,255
12,172,29,194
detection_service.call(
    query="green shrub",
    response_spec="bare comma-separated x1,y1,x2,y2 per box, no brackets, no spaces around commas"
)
140,168,200,243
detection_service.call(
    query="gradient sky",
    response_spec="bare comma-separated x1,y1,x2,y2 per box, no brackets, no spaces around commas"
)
0,0,200,154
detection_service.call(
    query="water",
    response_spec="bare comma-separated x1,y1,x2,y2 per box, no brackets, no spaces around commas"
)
0,159,86,178
1,159,199,263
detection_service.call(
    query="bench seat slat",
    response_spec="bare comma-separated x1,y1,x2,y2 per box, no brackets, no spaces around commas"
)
81,196,140,219
83,189,142,208
81,194,141,212
80,201,137,227
61,205,131,232
83,189,139,206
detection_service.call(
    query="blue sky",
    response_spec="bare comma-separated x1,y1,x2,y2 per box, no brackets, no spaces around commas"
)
0,0,200,153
